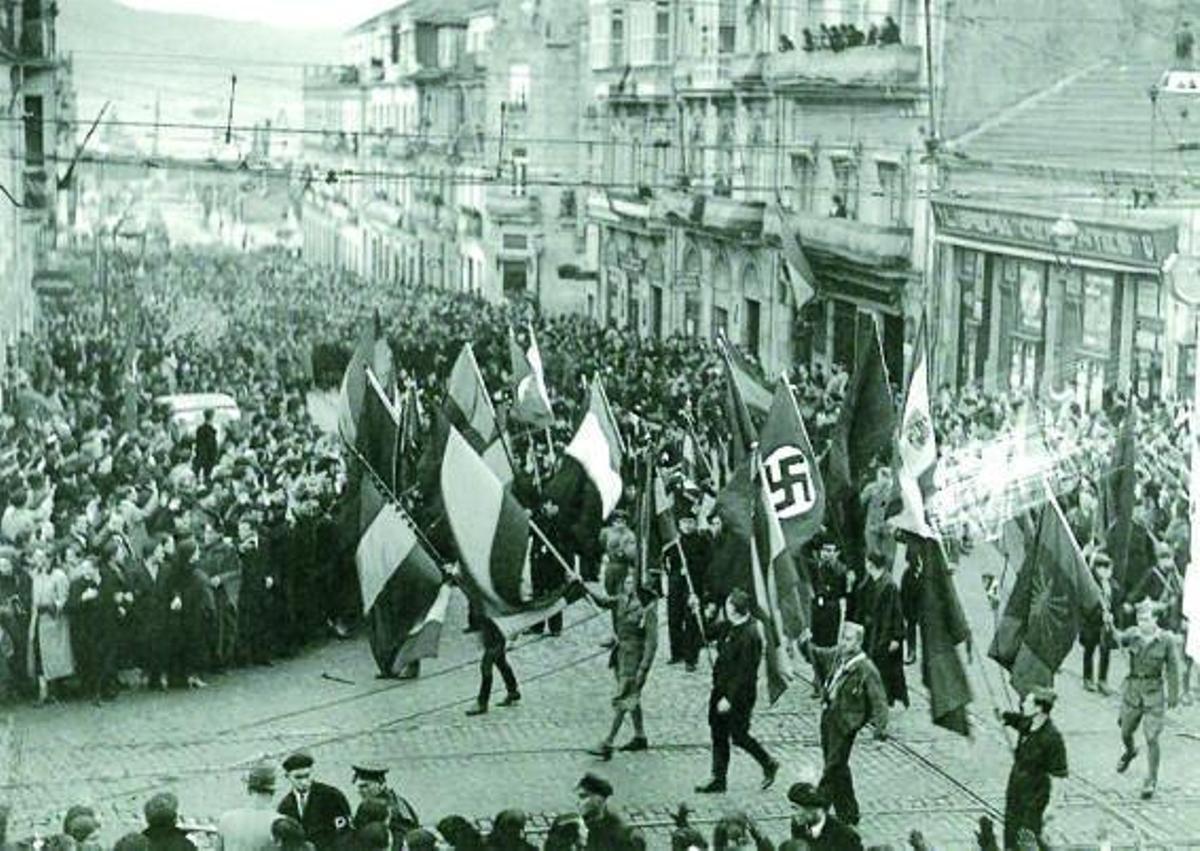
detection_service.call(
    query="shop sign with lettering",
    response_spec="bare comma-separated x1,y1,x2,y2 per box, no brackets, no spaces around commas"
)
933,202,1177,267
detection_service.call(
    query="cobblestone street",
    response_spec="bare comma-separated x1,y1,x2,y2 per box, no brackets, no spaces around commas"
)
3,542,1199,848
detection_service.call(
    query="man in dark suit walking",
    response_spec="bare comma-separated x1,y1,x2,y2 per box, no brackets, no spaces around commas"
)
193,410,219,483
695,588,780,794
803,621,889,826
277,751,351,851
785,782,863,850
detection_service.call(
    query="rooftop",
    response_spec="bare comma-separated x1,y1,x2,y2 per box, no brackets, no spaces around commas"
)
954,58,1200,179
347,0,494,33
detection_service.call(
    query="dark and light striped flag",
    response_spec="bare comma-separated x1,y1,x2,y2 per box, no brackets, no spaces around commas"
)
446,342,514,486
441,425,567,637
565,376,625,520
356,502,451,675
352,373,449,676
338,309,394,446
509,324,555,429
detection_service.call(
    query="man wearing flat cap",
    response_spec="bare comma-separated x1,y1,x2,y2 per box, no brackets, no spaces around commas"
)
574,773,639,851
785,782,862,850
277,752,351,851
351,765,418,849
1112,597,1180,800
996,686,1067,850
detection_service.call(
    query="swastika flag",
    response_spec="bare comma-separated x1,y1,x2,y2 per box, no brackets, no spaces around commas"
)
757,378,825,552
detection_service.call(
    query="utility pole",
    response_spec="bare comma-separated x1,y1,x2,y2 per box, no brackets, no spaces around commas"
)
920,0,942,387
152,92,161,158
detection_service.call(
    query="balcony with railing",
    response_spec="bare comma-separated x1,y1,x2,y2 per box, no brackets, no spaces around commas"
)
767,207,912,267
485,185,541,222
763,45,922,94
672,54,733,92
302,64,360,91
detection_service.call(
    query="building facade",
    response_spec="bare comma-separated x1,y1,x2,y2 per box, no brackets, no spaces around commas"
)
301,0,590,315
0,0,72,388
582,0,929,377
934,46,1199,406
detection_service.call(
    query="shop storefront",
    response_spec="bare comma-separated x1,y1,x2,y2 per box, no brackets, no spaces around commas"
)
600,228,669,339
933,201,1180,407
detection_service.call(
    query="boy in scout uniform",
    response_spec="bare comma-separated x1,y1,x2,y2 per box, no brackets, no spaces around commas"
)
1112,598,1181,799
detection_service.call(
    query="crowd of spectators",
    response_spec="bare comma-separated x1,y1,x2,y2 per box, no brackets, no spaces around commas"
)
784,17,901,53
0,762,1033,851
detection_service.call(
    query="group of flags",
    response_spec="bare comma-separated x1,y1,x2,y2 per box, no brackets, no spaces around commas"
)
339,314,639,675
711,316,979,733
334,256,1167,731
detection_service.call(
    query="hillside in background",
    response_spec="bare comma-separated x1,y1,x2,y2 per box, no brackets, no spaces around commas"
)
59,0,343,155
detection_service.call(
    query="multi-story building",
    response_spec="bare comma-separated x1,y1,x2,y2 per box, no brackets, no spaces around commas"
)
0,0,72,385
583,0,930,378
933,33,1197,407
301,0,590,314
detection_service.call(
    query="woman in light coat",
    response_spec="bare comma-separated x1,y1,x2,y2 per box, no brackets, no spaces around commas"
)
27,546,74,702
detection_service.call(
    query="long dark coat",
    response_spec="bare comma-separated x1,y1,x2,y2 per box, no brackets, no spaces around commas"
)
854,573,908,707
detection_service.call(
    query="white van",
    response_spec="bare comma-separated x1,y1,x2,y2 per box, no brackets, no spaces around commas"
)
155,392,241,440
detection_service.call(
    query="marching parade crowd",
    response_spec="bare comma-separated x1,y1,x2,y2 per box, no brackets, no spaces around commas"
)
0,246,1195,849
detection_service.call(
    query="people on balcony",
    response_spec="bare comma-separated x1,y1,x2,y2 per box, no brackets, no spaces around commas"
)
800,18,900,55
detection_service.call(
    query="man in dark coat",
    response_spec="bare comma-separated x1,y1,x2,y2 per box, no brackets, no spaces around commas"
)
277,751,351,851
786,782,863,850
65,557,124,701
667,503,710,671
898,542,923,665
235,515,275,666
527,498,565,636
803,621,889,826
351,765,419,850
998,687,1068,850
695,588,780,794
141,792,196,851
574,773,639,851
193,410,219,483
854,552,908,707
808,538,851,692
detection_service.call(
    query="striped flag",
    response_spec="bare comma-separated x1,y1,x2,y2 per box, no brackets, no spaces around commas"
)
356,502,451,674
339,309,394,445
892,316,938,539
446,342,514,486
565,376,625,520
441,425,567,637
351,379,448,676
509,325,555,429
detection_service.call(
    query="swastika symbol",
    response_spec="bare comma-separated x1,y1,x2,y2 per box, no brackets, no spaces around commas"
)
763,445,816,520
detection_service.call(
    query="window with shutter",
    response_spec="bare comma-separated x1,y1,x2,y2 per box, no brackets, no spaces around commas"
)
655,1,671,62
589,2,610,69
610,7,625,67
631,3,654,66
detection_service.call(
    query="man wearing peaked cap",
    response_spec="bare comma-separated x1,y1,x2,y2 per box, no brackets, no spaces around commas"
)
351,764,419,849
574,773,640,851
1112,596,1180,801
276,752,351,851
996,685,1067,850
786,782,863,850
